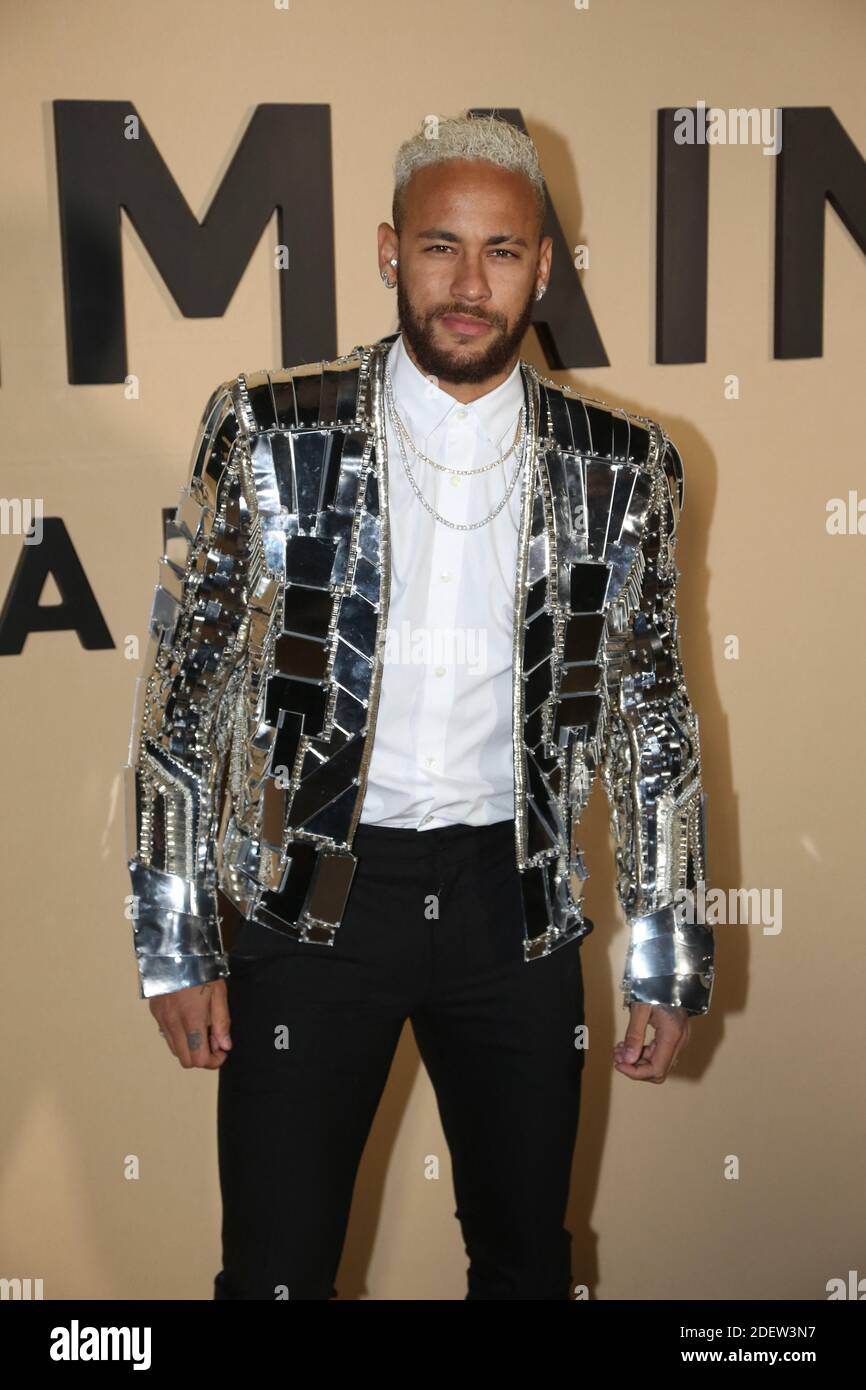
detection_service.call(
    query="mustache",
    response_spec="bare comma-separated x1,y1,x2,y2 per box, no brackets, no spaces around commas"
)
434,308,502,327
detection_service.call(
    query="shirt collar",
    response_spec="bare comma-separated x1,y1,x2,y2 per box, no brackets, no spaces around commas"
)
385,330,525,450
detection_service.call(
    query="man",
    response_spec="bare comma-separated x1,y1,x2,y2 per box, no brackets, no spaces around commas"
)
124,112,714,1300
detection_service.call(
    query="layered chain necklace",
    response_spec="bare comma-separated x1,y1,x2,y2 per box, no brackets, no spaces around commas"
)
383,365,528,532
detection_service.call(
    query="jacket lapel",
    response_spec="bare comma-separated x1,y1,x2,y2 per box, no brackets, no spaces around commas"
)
236,357,379,935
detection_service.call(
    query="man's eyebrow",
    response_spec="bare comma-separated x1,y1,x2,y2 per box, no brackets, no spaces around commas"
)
416,228,529,248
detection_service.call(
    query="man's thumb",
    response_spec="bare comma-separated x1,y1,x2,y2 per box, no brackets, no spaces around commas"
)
621,1028,645,1062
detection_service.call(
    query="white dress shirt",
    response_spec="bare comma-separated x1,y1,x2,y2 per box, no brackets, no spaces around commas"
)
358,331,527,830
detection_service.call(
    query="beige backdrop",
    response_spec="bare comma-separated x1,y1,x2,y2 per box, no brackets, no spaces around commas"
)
1,0,863,1301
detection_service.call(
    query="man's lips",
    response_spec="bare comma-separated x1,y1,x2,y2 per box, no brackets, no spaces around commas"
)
438,314,493,337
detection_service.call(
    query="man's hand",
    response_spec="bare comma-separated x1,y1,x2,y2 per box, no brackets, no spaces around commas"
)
149,979,232,1070
612,1002,690,1083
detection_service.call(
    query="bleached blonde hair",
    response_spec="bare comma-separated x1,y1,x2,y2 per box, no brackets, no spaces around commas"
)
392,112,546,235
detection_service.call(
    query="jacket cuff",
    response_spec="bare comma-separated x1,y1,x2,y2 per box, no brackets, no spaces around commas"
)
128,861,227,998
137,951,229,1000
622,904,715,1016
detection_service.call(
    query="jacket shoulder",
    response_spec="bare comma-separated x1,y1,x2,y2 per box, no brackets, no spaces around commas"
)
532,370,684,518
226,347,370,434
186,380,244,504
532,370,662,468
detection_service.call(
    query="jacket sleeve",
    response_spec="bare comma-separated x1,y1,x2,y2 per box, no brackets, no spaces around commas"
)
600,429,714,1016
122,382,251,999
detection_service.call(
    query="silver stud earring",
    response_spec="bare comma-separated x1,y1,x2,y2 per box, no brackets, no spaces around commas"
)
382,256,398,289
535,283,547,301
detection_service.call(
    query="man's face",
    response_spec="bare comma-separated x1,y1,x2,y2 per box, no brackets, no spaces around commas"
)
390,159,550,386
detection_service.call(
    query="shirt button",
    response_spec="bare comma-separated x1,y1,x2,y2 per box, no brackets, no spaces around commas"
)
456,407,468,419
449,475,461,487
423,756,437,768
440,571,452,582
434,666,446,677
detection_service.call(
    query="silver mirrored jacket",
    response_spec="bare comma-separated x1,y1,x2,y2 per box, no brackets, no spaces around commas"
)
123,335,714,1015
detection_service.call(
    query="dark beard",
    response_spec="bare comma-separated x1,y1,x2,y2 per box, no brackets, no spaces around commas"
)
395,279,536,385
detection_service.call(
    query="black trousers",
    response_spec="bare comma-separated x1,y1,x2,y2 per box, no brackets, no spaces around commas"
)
214,816,586,1300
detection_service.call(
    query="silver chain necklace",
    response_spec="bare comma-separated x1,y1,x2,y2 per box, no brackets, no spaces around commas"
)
386,371,526,478
384,368,527,531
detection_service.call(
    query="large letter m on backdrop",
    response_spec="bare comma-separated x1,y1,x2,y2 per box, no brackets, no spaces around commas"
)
53,100,336,383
